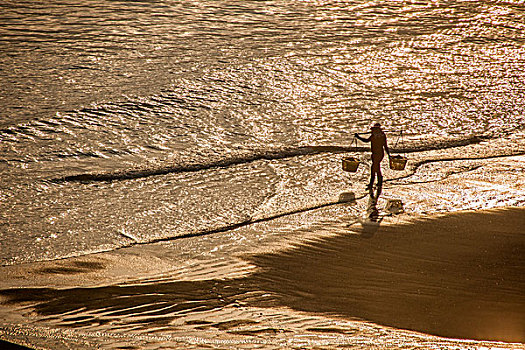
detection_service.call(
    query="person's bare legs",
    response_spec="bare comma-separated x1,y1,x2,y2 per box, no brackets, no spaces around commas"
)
368,166,375,190
377,170,383,188
369,161,382,189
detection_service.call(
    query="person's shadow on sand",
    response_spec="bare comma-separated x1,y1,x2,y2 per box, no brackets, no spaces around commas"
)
350,185,384,238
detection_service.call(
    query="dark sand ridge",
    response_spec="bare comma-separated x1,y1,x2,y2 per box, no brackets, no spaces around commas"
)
0,207,523,343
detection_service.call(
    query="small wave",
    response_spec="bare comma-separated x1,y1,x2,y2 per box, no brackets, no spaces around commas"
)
52,135,490,183
51,147,338,183
394,135,490,153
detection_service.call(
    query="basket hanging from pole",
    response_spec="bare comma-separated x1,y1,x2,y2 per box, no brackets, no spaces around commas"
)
342,137,360,172
390,130,407,170
389,155,407,170
342,157,360,172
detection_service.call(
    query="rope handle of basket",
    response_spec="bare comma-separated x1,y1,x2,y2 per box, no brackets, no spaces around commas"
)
393,130,403,156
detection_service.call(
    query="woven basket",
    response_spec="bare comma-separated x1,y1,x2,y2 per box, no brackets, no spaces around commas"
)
342,157,360,172
389,155,407,170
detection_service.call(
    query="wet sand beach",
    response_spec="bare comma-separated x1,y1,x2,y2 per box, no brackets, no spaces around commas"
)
1,206,524,349
248,207,525,343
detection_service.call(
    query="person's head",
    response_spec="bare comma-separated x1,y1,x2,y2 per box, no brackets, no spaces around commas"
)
371,122,382,134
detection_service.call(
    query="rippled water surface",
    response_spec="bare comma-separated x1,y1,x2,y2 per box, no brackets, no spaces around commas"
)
0,1,524,348
1,0,524,264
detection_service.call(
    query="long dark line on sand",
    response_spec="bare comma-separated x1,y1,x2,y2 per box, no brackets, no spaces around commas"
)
52,136,490,184
0,192,368,268
384,151,525,184
118,193,369,247
51,146,360,183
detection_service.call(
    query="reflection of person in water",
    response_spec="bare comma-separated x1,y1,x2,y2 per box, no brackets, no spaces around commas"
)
355,123,391,190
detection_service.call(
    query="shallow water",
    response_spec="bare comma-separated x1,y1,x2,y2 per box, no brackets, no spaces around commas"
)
1,1,525,348
1,0,524,265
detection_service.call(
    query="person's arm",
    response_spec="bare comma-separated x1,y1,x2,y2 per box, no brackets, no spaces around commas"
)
354,133,371,142
384,134,391,156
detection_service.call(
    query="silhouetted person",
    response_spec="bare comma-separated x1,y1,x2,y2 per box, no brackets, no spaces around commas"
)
355,123,390,190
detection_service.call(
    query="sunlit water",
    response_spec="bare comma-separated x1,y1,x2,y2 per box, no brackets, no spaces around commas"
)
1,1,524,348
